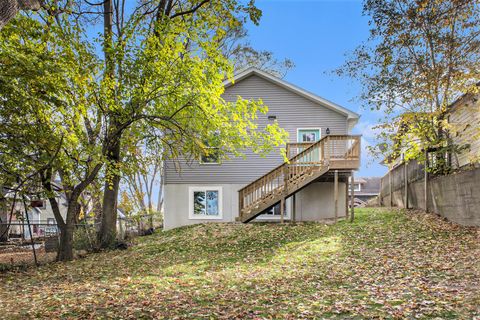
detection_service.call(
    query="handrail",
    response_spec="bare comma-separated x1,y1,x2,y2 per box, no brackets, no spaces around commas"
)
239,135,330,193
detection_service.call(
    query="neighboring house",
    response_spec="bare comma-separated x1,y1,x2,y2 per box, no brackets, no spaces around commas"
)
0,188,68,239
383,91,480,171
448,92,480,168
34,196,69,225
349,177,381,207
164,68,361,230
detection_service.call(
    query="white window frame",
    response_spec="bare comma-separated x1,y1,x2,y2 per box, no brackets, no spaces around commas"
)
199,147,221,165
296,128,322,143
353,183,361,192
188,186,223,220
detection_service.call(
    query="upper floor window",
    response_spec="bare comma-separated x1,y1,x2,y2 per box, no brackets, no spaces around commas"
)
31,200,47,210
200,147,220,165
297,128,321,143
353,183,361,192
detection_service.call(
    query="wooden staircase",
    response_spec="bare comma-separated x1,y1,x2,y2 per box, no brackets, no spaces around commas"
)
238,135,361,223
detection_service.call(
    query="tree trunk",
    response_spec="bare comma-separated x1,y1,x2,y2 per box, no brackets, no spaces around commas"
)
0,0,41,29
97,0,119,249
98,135,121,248
56,201,80,262
57,223,74,261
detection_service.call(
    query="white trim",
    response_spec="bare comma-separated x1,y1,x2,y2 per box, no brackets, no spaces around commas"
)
188,186,223,220
296,128,322,143
353,183,361,192
223,67,360,121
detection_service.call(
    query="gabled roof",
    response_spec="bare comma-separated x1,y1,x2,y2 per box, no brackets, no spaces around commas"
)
223,67,360,121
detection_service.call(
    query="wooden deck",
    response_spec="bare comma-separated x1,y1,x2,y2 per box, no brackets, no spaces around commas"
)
238,135,361,223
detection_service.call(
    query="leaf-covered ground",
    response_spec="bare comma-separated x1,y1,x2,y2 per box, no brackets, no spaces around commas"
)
0,208,479,319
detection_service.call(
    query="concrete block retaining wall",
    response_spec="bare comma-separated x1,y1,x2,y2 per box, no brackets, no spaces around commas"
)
379,161,480,226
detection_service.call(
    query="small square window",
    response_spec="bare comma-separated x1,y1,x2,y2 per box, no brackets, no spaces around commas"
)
200,148,220,164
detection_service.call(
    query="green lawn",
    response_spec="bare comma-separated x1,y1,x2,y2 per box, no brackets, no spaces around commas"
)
0,208,478,319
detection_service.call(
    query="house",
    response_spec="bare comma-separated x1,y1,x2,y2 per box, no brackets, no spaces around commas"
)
349,177,381,207
163,68,361,230
448,92,480,168
0,188,68,240
383,91,480,171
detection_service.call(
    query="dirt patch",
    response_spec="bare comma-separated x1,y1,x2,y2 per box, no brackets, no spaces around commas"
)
0,247,56,270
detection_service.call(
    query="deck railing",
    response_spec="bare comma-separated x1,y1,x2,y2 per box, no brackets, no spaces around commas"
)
238,135,361,217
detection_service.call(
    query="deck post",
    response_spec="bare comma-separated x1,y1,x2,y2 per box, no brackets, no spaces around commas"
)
334,170,338,223
350,170,355,222
282,163,289,224
280,197,285,223
345,175,349,220
292,193,296,222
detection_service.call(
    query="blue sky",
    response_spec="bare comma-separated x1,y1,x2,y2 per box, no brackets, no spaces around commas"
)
245,0,386,177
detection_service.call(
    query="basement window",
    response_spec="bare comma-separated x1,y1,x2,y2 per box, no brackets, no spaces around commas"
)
189,186,223,220
257,203,290,220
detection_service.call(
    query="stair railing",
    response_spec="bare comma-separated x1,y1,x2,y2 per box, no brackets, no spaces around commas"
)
238,135,361,218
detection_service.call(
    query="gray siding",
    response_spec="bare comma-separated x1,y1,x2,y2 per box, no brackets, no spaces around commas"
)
165,74,350,185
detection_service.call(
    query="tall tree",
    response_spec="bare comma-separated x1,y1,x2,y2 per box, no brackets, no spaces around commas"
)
337,0,480,172
0,13,104,260
1,0,288,257
96,0,287,248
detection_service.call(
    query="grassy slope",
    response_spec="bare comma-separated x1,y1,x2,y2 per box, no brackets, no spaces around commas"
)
0,208,478,319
